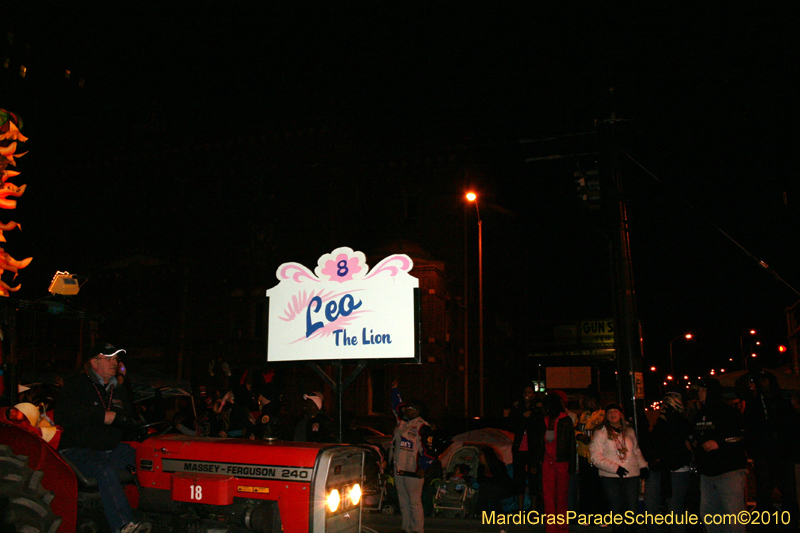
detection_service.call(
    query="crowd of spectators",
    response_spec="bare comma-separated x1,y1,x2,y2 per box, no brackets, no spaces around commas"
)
505,372,800,533
7,353,800,533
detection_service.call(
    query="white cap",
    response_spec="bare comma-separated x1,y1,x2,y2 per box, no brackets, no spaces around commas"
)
303,392,323,410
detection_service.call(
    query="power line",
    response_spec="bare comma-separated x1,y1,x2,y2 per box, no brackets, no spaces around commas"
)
622,150,800,298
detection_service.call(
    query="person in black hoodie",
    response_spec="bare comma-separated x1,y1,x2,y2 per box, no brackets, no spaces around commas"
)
476,446,514,513
508,384,544,511
690,378,747,533
643,392,694,533
253,383,284,440
741,370,799,526
55,342,151,533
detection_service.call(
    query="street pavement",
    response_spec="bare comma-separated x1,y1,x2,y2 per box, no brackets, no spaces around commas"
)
361,510,622,533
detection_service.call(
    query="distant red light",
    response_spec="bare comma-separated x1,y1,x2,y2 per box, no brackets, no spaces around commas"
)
779,345,787,353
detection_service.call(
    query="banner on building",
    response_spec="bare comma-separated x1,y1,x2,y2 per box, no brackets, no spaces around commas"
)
266,247,420,362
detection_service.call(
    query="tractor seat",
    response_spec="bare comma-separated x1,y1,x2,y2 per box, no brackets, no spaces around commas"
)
60,454,135,490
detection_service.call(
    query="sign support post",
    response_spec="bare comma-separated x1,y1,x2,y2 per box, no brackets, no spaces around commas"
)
308,361,367,443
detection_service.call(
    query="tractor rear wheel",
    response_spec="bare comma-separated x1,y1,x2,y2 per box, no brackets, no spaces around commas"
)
0,444,62,533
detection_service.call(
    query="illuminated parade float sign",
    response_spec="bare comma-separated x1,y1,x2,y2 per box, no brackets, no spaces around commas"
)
267,247,419,362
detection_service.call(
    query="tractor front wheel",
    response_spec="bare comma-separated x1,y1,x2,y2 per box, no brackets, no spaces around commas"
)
0,444,62,533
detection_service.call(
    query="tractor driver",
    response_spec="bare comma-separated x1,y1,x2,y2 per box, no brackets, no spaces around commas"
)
55,341,152,533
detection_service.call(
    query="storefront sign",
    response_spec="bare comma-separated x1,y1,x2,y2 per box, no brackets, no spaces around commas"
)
266,247,419,362
634,372,645,399
579,319,614,346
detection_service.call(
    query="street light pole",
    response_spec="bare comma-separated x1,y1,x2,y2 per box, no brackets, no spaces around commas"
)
463,201,469,418
669,341,674,378
478,213,484,418
740,329,756,371
669,333,692,376
466,192,484,418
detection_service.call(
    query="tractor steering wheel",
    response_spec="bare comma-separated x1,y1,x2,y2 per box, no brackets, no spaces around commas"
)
127,419,173,441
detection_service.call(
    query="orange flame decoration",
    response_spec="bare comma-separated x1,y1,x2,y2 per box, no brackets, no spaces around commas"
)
0,109,32,296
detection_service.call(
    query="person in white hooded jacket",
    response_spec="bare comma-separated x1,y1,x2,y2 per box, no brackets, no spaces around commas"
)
589,403,648,531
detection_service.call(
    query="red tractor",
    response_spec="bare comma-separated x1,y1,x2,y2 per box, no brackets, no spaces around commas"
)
0,405,365,533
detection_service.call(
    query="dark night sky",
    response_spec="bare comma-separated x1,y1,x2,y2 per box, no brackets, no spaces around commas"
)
3,2,799,375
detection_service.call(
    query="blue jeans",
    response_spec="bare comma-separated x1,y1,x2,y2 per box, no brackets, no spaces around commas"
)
568,472,579,512
61,444,136,532
699,469,746,533
600,476,639,532
644,470,693,533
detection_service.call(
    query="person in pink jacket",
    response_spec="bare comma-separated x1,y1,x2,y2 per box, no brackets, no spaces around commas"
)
589,403,648,532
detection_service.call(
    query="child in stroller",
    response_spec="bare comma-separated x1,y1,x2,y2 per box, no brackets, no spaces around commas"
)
444,464,473,492
360,444,402,515
434,447,481,518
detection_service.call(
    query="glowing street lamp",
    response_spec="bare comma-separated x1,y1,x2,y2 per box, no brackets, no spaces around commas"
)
669,333,693,376
740,329,757,370
465,191,484,417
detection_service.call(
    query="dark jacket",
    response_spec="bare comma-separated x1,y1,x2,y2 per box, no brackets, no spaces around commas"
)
254,400,283,440
55,371,135,451
509,399,543,452
534,413,577,474
691,401,747,477
294,411,334,443
742,373,796,459
478,452,514,498
645,413,693,472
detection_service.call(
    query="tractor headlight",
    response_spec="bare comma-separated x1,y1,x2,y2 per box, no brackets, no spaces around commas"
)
349,484,361,506
327,489,340,512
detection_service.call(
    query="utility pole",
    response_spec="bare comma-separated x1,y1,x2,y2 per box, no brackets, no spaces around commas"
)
788,300,800,374
601,116,645,437
520,115,645,435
